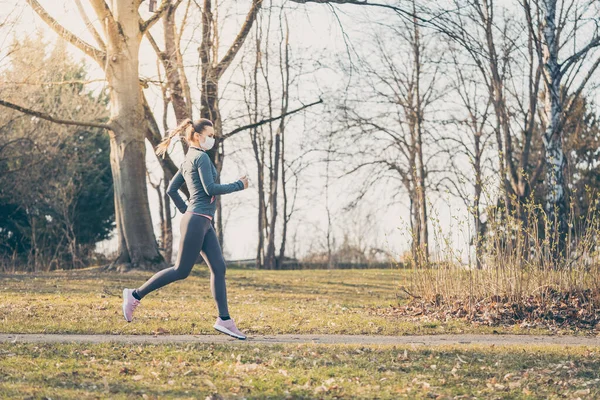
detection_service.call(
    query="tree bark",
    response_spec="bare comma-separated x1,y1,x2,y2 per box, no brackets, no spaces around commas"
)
277,18,291,269
251,23,266,269
104,1,165,271
163,2,190,124
412,5,428,265
540,0,567,263
162,175,173,263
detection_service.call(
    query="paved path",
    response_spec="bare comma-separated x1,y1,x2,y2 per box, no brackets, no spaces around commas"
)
2,334,600,346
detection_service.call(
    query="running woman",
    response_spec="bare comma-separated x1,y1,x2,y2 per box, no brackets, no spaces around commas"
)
122,118,248,340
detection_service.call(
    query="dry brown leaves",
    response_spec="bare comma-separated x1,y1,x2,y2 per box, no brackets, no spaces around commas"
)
374,289,600,331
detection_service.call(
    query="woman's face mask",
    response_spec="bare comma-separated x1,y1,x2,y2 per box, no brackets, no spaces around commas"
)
201,135,215,151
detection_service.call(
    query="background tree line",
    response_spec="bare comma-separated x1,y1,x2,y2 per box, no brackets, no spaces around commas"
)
0,0,599,272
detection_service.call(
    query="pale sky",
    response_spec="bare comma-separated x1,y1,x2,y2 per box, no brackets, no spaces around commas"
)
2,0,598,265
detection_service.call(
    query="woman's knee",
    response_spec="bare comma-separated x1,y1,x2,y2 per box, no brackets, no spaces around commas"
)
173,266,192,280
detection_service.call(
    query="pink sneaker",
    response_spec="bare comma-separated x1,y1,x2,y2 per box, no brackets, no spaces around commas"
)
122,289,140,322
213,317,246,340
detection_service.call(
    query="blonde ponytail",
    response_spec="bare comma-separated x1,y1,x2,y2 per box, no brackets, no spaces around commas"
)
155,118,193,159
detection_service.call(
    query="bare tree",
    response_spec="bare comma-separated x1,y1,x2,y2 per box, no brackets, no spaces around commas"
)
521,0,600,260
243,3,322,269
247,7,290,270
335,8,442,265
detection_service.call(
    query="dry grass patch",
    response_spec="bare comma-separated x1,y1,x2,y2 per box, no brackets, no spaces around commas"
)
0,266,576,335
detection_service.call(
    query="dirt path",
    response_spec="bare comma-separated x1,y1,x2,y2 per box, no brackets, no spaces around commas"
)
2,333,600,346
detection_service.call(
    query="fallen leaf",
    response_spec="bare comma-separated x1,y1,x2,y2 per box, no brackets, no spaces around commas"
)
508,381,522,389
204,379,217,390
574,389,591,395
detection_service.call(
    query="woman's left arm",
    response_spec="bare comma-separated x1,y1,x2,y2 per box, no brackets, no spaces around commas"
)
197,153,244,196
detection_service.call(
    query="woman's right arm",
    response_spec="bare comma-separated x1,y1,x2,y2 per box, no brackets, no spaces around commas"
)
166,170,188,213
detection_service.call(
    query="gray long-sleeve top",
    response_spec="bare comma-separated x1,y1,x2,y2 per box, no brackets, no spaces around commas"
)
167,146,244,217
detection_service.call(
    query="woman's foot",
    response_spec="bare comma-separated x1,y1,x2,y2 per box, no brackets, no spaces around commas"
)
213,317,246,340
122,289,140,322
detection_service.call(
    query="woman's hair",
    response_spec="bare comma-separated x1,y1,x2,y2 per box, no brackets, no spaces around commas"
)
155,118,214,158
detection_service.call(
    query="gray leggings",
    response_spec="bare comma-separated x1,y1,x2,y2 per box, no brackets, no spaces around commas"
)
135,212,229,318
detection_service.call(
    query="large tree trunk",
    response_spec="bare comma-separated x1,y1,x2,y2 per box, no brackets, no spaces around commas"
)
108,128,163,270
105,1,165,271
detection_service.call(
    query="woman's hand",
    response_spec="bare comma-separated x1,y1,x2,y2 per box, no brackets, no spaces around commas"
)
239,175,249,189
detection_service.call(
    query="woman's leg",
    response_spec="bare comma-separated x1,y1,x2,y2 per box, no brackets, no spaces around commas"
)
200,225,230,318
135,213,210,299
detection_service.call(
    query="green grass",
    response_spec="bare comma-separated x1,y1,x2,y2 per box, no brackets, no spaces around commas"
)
1,342,599,399
0,267,557,335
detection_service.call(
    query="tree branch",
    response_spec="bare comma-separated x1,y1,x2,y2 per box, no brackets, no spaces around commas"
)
141,0,180,33
0,99,112,130
25,0,106,63
564,55,600,119
215,0,263,80
222,98,323,140
74,0,106,50
561,35,600,74
289,0,423,23
2,79,106,86
88,0,121,42
145,30,163,59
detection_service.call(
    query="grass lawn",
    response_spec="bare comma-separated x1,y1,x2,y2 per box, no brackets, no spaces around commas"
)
2,267,600,398
1,342,599,399
0,266,554,336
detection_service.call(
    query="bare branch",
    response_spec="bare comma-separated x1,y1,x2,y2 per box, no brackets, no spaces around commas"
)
564,55,600,118
1,79,106,86
561,35,600,74
222,98,323,140
215,0,263,80
0,99,112,130
25,0,106,63
145,30,163,57
74,0,106,50
289,0,417,21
